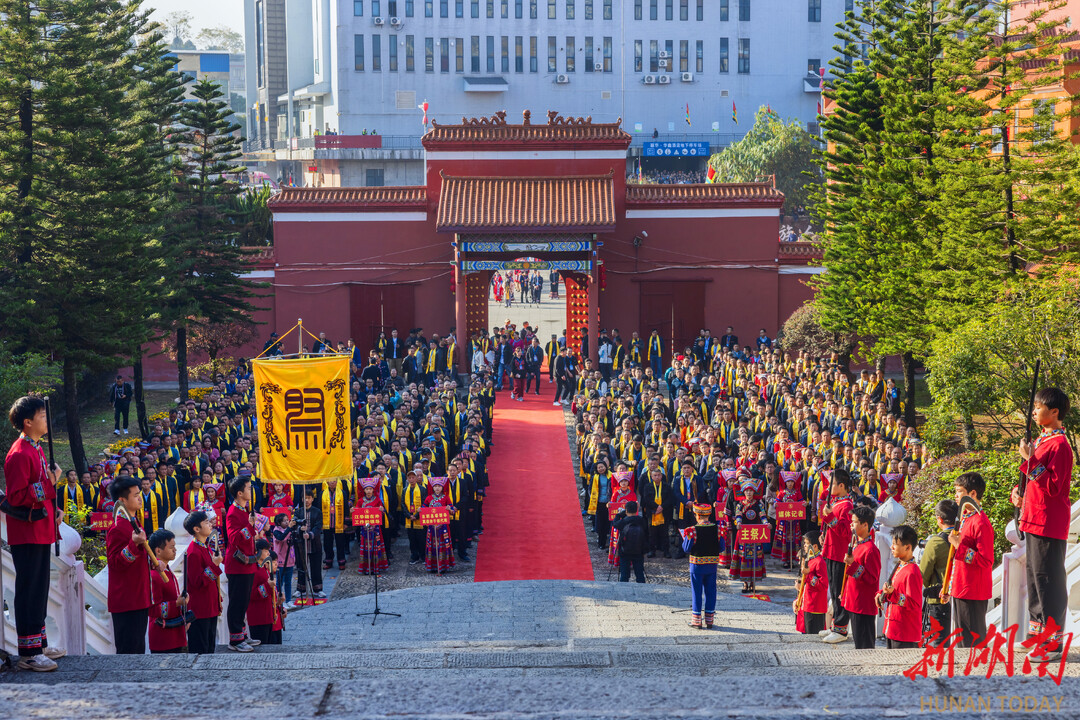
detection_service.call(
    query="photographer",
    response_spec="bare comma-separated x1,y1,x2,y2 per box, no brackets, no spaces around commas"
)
294,489,325,599
270,513,297,608
612,501,648,583
919,499,957,646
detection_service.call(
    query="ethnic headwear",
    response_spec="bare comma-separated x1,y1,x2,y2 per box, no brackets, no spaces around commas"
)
359,476,380,490
721,469,738,483
692,503,713,516
883,473,902,486
614,471,633,485
780,470,800,486
428,476,448,489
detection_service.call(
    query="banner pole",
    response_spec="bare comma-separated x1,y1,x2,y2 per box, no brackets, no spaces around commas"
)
297,318,303,355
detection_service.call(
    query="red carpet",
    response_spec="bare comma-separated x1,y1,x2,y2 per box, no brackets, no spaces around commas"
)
473,389,594,582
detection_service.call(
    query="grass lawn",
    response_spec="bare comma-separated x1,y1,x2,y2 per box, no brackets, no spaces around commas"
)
48,390,179,473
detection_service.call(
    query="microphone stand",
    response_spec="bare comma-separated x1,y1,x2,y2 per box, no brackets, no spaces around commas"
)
357,512,400,625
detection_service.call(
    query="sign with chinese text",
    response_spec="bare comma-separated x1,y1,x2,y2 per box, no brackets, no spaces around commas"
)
643,141,710,157
737,524,771,544
608,501,626,520
351,507,384,526
420,507,451,526
253,356,353,485
89,512,114,531
776,502,806,522
260,507,293,522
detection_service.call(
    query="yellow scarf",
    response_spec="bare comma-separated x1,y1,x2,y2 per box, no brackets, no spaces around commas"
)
186,489,206,509
403,483,424,529
322,482,345,533
143,490,160,530
587,472,609,516
651,481,665,526
447,479,461,520
63,482,88,513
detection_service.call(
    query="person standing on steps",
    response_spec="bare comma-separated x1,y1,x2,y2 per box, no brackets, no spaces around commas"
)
682,502,720,629
109,374,133,435
224,475,259,652
4,396,64,671
612,500,648,583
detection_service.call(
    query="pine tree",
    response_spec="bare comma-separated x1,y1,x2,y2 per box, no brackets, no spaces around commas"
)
927,0,1080,333
0,0,183,472
165,77,260,400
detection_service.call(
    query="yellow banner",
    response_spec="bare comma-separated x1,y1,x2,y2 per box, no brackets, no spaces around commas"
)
252,356,353,485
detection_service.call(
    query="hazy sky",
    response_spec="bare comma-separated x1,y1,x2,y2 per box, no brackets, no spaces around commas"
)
147,0,245,38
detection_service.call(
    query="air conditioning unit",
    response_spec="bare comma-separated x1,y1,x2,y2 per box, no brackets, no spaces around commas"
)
658,74,671,84
390,17,402,27
681,72,693,82
642,74,656,84
594,62,604,71
658,50,670,59
555,73,570,84
373,16,384,25
658,59,669,69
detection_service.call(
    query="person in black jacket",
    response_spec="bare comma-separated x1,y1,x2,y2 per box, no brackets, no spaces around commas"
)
525,338,544,395
294,490,324,598
612,501,648,583
109,375,133,435
553,347,574,405
640,465,675,557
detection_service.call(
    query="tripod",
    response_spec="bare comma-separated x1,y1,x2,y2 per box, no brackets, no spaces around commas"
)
356,523,400,625
293,500,316,607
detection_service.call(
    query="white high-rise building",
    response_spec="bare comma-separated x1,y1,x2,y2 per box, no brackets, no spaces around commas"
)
244,0,848,186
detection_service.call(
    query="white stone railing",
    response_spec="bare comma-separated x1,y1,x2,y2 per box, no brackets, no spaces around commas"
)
987,498,1080,640
2,509,230,656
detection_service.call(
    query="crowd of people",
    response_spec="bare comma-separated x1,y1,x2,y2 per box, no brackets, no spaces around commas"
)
3,315,1072,669
4,323,498,667
490,269,560,306
626,169,707,184
562,325,1070,661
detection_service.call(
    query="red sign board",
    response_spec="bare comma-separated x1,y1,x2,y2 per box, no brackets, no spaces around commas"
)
420,507,451,526
307,166,317,173
607,501,626,520
351,507,383,526
737,524,771,544
89,512,114,531
776,502,806,522
261,507,292,522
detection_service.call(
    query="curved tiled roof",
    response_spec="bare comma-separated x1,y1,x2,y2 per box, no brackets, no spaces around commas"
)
625,182,784,207
436,174,616,233
423,110,631,150
268,187,427,211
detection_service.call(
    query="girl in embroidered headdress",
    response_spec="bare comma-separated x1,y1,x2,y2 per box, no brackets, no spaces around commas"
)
424,477,456,573
730,480,767,594
771,470,803,567
607,470,638,567
356,477,389,574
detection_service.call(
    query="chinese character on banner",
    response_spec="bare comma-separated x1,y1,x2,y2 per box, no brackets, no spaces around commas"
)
253,356,353,485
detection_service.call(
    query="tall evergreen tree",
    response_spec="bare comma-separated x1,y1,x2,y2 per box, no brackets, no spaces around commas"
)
0,0,182,472
927,0,1080,333
165,77,259,400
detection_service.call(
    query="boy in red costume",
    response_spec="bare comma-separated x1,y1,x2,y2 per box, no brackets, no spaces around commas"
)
148,529,187,653
942,472,994,648
1014,387,1073,662
840,505,880,649
820,469,855,643
183,510,223,654
878,524,922,649
797,530,828,635
3,396,63,671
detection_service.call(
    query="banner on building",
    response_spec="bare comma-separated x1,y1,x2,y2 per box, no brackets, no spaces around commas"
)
252,356,353,485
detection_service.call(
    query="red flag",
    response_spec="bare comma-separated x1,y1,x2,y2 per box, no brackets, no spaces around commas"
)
706,166,716,183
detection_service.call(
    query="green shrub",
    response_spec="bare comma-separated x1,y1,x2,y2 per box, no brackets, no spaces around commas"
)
902,450,1080,565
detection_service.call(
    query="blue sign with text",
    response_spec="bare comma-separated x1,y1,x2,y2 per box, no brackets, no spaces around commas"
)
643,141,710,157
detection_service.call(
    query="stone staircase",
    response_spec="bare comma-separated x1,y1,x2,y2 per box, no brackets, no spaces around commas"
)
2,581,1077,719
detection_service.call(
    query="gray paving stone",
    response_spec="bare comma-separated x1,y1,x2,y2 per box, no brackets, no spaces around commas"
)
614,649,779,667
193,651,446,670
446,650,612,668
